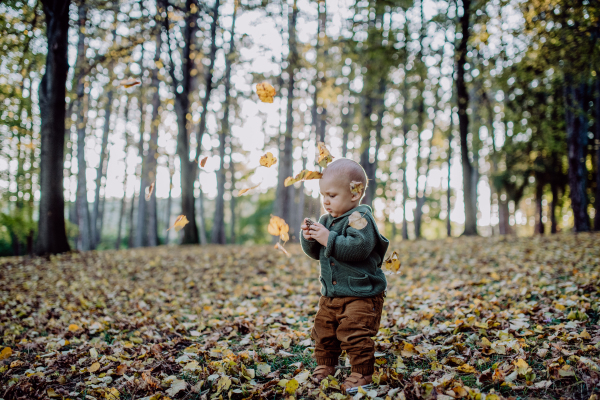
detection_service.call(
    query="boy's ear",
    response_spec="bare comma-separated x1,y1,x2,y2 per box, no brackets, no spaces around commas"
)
350,191,362,201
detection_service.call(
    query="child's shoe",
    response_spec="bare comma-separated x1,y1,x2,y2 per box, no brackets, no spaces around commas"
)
341,372,373,394
311,365,336,384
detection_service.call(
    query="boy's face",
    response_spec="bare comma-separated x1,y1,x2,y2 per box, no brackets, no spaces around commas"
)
319,174,361,218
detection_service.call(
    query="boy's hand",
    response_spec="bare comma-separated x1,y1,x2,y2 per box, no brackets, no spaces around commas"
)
301,219,313,240
308,222,330,247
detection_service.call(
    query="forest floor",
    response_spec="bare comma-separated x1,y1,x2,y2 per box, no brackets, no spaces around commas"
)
1,233,599,400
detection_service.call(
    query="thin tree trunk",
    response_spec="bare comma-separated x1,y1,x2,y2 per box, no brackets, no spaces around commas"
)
498,192,510,235
164,156,174,244
550,180,559,234
564,78,590,232
274,0,298,223
456,0,476,236
229,147,236,244
535,180,545,235
92,87,113,248
595,77,600,231
446,109,454,237
36,0,72,255
213,1,237,244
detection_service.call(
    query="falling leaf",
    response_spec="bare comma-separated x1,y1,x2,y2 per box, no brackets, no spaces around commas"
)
350,180,364,196
0,347,12,360
88,362,100,373
68,324,80,332
317,142,334,168
284,170,323,187
120,78,141,88
348,211,368,230
145,182,155,201
256,82,276,103
275,242,290,257
267,215,289,242
200,156,208,168
383,251,401,274
259,152,277,168
236,182,261,197
167,215,189,232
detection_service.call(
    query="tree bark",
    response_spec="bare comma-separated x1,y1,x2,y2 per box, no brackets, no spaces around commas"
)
456,0,477,236
36,0,72,255
92,86,113,248
164,156,174,244
164,0,202,244
535,179,545,235
564,78,590,232
213,1,237,244
446,109,454,238
595,77,600,231
274,0,298,224
550,180,559,234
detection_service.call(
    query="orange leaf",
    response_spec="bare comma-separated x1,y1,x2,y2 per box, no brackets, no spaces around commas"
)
0,347,12,360
259,152,277,168
256,82,276,103
120,78,141,88
284,170,323,187
142,371,160,388
145,182,155,201
115,364,127,375
200,156,208,168
267,215,289,238
236,182,261,197
167,215,189,232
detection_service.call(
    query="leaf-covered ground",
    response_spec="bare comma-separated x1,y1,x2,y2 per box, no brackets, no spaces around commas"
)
1,233,599,400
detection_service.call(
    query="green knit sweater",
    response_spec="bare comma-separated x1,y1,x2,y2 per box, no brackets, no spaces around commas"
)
300,204,389,297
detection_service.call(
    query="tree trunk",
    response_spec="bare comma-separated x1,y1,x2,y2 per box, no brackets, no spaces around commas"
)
400,79,410,241
92,87,113,248
498,193,510,235
456,0,476,236
274,0,298,224
550,180,559,234
446,110,454,238
36,0,72,255
564,78,590,232
535,180,545,235
164,156,174,244
135,32,161,247
164,0,203,244
594,77,600,231
213,1,237,244
229,150,236,244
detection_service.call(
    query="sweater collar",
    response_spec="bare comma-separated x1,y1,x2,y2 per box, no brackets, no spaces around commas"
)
330,204,373,221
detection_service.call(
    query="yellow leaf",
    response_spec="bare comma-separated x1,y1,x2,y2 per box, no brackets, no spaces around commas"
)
120,78,141,88
259,152,277,168
285,378,299,394
104,387,120,399
350,180,364,196
267,215,289,238
513,358,530,376
236,182,261,196
384,251,401,274
580,329,591,340
401,342,416,357
348,211,368,230
88,362,100,373
167,215,189,232
284,169,323,186
457,364,478,374
0,347,12,360
68,324,80,332
256,82,276,103
317,142,334,168
47,388,61,398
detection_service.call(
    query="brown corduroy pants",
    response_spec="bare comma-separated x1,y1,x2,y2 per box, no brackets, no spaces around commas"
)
311,292,384,376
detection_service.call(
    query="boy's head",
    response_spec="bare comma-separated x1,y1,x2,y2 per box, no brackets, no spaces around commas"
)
319,158,368,217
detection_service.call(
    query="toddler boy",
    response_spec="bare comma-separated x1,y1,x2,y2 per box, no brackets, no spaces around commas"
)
300,158,389,393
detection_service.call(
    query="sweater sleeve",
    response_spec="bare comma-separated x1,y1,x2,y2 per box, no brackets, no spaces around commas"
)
300,214,327,260
324,218,376,262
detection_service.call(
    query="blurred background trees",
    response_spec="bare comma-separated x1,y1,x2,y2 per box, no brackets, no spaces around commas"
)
0,0,598,256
